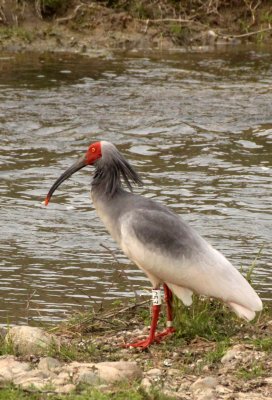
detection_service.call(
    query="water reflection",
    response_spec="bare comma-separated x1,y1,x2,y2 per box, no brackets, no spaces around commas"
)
0,46,271,325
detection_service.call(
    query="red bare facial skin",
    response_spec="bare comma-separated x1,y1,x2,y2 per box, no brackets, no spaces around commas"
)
85,141,102,165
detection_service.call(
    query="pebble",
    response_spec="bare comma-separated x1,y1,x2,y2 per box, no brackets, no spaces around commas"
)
163,359,172,367
191,376,219,391
221,349,238,363
38,357,62,371
141,377,152,389
146,368,162,377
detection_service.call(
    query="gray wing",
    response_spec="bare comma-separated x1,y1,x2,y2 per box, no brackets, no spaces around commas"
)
119,207,262,320
124,207,203,261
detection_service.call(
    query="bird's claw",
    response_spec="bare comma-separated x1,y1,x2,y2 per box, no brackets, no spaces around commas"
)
122,327,175,349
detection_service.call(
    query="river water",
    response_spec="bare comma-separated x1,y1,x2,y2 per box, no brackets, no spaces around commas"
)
0,46,271,326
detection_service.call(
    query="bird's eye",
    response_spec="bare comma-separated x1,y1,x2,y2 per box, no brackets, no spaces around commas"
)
91,147,96,153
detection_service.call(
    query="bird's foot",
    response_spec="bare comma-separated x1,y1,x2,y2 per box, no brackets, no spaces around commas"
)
122,337,154,349
122,327,175,349
153,326,176,341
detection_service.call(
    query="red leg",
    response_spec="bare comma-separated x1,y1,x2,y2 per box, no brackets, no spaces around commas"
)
154,284,175,340
122,285,175,349
164,283,174,323
122,304,161,349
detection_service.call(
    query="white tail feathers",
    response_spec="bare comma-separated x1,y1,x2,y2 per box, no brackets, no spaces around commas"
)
166,283,193,306
166,282,263,322
228,301,262,321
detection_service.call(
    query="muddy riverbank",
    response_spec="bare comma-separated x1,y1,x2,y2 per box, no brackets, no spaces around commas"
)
0,1,272,53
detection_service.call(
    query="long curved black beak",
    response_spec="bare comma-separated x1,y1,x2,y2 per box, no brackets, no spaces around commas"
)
45,156,87,206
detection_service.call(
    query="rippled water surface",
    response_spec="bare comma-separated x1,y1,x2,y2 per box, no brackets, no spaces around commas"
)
0,47,271,325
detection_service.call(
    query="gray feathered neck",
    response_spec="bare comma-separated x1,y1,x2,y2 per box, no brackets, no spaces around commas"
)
92,141,142,197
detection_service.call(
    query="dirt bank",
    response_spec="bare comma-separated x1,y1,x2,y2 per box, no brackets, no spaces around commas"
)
0,1,272,53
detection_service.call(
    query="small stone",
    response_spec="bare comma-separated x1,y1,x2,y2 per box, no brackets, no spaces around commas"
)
215,385,232,394
221,349,238,363
191,376,218,391
38,357,62,372
146,368,162,382
167,368,180,376
141,377,152,389
163,359,172,367
146,368,162,377
75,369,101,385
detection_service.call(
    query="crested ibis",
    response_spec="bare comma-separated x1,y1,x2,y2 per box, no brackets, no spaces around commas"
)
45,141,263,348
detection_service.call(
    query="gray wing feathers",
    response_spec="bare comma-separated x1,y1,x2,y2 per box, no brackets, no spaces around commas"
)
120,208,262,317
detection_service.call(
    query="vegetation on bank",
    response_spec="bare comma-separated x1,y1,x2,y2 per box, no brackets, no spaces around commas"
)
0,0,272,48
0,298,271,399
0,383,176,400
0,253,271,399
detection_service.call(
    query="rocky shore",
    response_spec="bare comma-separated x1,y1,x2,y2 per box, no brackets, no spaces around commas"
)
1,312,271,399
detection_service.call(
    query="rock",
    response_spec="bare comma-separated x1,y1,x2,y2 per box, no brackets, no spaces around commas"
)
13,369,53,387
5,326,56,356
55,384,76,394
38,357,62,372
52,371,70,387
221,349,238,363
191,376,219,391
191,377,219,400
146,368,162,378
75,369,101,385
236,394,272,400
0,355,31,383
194,390,216,400
141,377,152,390
167,368,180,376
163,359,172,367
97,361,142,381
66,360,142,384
215,385,233,394
221,344,245,364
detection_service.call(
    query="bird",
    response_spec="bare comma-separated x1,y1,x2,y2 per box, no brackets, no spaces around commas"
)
45,140,263,348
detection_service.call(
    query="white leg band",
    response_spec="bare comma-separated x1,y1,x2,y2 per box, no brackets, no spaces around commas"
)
152,289,162,306
167,321,173,328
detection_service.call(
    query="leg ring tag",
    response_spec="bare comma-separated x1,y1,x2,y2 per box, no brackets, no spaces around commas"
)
152,289,162,306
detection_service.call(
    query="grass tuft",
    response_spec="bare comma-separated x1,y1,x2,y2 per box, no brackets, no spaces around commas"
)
173,295,239,342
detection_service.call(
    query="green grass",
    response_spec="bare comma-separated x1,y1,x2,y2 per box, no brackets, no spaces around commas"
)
0,386,40,400
0,27,33,42
0,384,176,400
236,361,266,381
172,295,240,342
248,337,272,353
201,340,230,365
